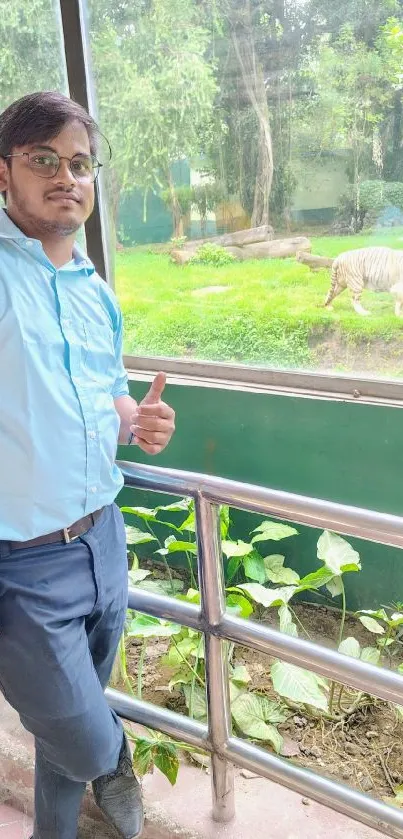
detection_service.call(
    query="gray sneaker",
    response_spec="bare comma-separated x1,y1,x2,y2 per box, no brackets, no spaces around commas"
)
92,733,144,839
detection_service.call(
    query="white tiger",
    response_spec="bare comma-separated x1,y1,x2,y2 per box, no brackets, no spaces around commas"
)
324,246,403,316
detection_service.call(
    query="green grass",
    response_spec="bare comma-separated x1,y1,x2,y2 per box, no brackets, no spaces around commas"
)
116,228,403,375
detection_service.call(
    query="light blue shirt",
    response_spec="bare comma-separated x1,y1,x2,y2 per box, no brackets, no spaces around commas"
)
0,209,129,540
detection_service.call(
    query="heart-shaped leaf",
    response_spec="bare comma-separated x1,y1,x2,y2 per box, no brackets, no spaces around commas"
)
231,665,251,685
359,616,385,635
264,555,300,585
156,499,192,513
183,684,207,722
271,661,329,711
244,551,266,583
317,531,361,576
297,567,335,592
127,614,182,638
338,637,360,658
226,593,254,618
121,506,158,522
251,521,298,544
326,576,344,597
235,583,297,607
125,526,157,546
222,540,254,558
231,693,283,752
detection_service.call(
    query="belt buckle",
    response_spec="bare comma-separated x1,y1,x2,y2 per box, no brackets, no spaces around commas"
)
63,526,80,544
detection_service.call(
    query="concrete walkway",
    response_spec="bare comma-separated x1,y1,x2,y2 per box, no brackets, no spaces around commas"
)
0,695,389,839
0,802,32,838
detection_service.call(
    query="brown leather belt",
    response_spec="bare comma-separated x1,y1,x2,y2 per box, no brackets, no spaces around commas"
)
9,507,105,551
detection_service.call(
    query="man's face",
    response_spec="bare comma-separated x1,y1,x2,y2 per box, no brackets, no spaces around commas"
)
0,120,95,237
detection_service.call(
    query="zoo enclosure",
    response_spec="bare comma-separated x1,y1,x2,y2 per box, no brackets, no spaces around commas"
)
107,460,403,838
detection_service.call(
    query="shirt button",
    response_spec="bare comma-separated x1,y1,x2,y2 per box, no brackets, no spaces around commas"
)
25,240,33,247
90,486,97,493
89,431,96,439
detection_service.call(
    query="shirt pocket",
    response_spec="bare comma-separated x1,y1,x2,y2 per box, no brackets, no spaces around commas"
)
81,320,116,387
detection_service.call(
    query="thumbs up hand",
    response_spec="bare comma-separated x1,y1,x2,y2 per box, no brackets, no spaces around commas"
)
129,372,175,455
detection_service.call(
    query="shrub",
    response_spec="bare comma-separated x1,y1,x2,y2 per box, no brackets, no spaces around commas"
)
189,242,236,267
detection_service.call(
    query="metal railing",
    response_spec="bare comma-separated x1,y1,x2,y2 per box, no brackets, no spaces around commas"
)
106,461,403,838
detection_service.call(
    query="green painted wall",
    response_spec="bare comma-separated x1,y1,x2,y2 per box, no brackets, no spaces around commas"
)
117,380,403,612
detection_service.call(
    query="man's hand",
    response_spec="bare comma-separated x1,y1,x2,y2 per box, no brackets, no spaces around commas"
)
130,372,175,455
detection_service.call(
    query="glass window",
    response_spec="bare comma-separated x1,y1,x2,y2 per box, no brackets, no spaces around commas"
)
11,0,403,380
0,1,67,108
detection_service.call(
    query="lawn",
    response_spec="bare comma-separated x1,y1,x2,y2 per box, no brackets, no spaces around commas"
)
115,228,403,376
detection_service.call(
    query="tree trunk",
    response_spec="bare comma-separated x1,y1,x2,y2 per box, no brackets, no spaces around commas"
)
168,170,183,238
231,7,274,228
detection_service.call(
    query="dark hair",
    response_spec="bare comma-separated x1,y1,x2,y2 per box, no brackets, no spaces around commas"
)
0,91,100,158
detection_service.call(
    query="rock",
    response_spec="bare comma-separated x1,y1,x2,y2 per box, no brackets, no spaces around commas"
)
293,715,307,727
301,798,310,806
365,730,379,739
345,742,361,756
280,737,301,758
240,769,260,779
361,776,374,792
309,746,321,759
341,767,354,780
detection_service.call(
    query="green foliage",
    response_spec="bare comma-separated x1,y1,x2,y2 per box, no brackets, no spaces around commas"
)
189,243,236,267
128,728,205,786
120,499,403,782
161,186,193,217
359,180,403,213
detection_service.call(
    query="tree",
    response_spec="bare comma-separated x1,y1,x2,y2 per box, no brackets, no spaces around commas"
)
88,0,217,232
0,0,64,109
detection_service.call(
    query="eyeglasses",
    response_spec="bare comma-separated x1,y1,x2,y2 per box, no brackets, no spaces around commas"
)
5,151,102,183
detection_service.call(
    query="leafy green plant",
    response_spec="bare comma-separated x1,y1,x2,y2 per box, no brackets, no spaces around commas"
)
356,606,403,663
126,727,207,786
189,242,236,267
119,498,403,784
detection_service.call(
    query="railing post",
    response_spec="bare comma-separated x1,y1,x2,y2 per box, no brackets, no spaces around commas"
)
195,495,235,823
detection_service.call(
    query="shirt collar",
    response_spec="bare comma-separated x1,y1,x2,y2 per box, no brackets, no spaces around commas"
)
0,208,95,275
0,208,26,239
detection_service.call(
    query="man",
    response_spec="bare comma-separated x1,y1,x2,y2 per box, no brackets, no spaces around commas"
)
0,90,175,839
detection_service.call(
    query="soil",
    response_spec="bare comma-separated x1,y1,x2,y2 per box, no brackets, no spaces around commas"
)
309,330,403,377
122,566,403,803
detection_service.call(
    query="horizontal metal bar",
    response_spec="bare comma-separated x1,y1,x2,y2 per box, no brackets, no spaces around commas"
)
128,584,403,714
221,613,403,706
107,685,403,838
119,461,403,550
128,587,203,630
123,354,403,406
128,584,403,710
106,687,209,751
226,737,403,839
